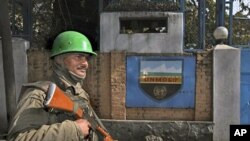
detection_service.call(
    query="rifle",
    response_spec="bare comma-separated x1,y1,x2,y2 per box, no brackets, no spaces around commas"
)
44,82,114,141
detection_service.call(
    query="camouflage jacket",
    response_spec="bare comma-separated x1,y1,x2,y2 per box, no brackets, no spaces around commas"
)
7,73,99,141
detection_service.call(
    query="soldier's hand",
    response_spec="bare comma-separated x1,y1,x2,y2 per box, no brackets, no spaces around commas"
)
75,119,91,138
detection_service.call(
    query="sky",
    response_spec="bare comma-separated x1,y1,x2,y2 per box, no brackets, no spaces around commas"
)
231,0,250,17
140,60,182,73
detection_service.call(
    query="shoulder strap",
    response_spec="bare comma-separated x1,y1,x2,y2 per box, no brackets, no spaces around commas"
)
8,108,51,138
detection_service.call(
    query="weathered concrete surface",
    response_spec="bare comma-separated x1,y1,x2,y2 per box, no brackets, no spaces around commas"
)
100,12,183,53
213,44,240,141
101,120,213,141
0,38,29,134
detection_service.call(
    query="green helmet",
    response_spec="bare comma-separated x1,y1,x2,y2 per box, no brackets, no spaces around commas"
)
50,31,97,58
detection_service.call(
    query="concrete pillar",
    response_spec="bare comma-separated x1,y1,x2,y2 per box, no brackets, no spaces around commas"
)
0,37,29,134
213,44,240,141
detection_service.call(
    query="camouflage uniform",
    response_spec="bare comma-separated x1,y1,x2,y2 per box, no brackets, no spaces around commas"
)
7,65,99,141
8,31,103,141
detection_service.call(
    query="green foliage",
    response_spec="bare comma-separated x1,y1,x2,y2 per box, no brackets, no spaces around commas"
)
9,0,250,49
185,0,249,48
9,0,55,46
230,0,250,45
185,0,200,49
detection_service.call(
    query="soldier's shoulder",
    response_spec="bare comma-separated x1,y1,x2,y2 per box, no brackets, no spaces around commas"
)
18,81,51,101
22,81,51,92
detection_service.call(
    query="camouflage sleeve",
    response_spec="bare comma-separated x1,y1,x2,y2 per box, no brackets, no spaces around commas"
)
7,88,85,141
9,120,85,141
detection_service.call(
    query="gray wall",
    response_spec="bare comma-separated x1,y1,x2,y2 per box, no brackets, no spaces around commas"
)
0,38,29,134
100,12,183,53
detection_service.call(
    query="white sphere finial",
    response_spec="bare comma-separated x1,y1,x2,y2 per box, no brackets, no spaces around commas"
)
213,26,228,40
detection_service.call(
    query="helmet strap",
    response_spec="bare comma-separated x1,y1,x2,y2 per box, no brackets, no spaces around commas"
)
52,61,84,86
68,71,85,82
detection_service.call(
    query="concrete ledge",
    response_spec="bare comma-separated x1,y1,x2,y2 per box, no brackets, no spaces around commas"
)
101,119,213,141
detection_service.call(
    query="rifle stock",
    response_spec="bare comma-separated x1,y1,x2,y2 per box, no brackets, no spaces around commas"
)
44,83,114,141
44,83,83,118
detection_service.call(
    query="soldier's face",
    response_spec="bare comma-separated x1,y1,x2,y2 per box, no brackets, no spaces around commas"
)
63,53,90,78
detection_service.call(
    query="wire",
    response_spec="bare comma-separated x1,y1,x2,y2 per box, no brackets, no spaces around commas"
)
64,0,73,29
58,0,67,29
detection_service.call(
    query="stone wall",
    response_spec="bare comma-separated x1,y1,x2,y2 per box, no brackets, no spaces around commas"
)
26,48,214,140
195,49,213,121
27,48,52,82
101,119,213,141
27,48,213,121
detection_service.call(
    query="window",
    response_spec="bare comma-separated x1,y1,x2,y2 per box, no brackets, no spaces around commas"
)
120,18,168,34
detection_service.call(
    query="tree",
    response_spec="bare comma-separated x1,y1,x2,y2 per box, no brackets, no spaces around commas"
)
230,0,250,45
9,0,250,49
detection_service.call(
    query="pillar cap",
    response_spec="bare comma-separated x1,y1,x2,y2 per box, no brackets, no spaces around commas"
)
213,26,228,40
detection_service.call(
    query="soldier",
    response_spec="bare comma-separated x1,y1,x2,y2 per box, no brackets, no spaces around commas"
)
7,31,109,141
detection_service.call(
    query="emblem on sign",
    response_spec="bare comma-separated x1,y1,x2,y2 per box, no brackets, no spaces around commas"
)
140,60,183,100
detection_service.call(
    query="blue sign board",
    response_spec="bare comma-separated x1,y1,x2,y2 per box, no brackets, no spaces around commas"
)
126,56,196,108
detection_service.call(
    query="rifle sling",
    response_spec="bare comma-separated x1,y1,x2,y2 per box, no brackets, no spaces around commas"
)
73,102,79,115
